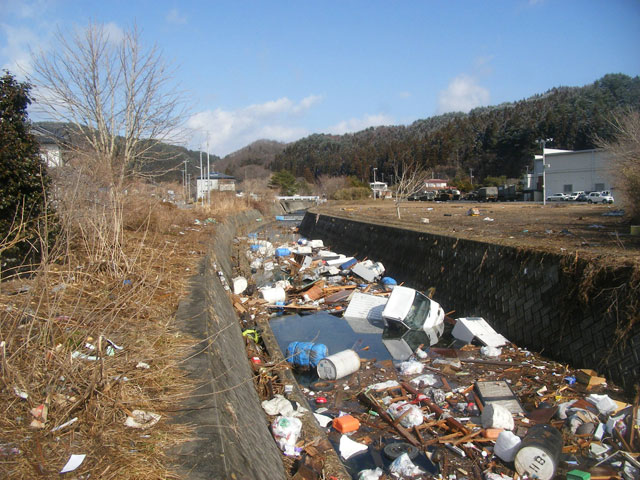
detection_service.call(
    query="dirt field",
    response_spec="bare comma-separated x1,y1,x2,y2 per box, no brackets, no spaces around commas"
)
314,200,640,266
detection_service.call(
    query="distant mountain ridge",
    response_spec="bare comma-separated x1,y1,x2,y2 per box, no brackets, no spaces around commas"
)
34,74,640,185
272,73,640,182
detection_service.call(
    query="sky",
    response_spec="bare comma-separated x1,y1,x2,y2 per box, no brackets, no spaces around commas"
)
1,0,639,157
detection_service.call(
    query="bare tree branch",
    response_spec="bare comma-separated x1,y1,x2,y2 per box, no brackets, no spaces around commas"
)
597,109,640,222
30,22,188,190
392,159,427,219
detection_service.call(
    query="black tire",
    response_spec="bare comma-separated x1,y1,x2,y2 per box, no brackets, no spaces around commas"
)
588,200,592,204
383,442,420,460
310,380,335,392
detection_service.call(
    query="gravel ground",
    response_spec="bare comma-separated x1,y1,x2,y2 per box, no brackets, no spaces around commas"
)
314,200,639,266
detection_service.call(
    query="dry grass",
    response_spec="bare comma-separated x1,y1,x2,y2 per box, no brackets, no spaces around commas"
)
0,181,267,479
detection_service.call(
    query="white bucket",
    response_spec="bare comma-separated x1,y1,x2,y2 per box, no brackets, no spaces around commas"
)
232,276,248,295
317,349,361,380
260,286,286,303
494,430,522,462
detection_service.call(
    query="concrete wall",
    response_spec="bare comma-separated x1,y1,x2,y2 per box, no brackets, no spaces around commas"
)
172,210,287,480
300,213,639,392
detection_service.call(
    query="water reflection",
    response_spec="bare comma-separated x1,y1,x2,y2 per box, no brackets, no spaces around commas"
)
270,311,433,362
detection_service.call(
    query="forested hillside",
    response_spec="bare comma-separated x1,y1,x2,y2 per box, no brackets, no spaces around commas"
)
218,139,286,181
273,74,640,183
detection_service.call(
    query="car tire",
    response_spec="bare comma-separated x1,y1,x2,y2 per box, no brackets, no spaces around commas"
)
588,200,592,204
384,442,420,460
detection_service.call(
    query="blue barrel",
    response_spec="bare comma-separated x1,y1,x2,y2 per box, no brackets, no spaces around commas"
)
287,342,327,368
275,247,291,257
381,277,397,286
340,258,358,269
250,244,260,251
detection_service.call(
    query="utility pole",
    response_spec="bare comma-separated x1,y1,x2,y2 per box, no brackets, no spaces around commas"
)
373,167,377,200
469,168,473,186
206,139,211,207
199,149,203,203
183,159,188,203
536,138,553,206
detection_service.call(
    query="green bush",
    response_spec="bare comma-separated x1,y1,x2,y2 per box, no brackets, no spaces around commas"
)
0,71,51,270
331,186,371,200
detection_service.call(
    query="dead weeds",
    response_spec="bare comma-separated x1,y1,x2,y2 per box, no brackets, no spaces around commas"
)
0,186,264,479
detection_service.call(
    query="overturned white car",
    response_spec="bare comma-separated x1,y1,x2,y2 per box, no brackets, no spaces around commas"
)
382,286,445,346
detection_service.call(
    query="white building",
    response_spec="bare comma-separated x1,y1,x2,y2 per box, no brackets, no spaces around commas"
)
523,148,616,201
370,181,389,199
33,127,63,167
196,172,236,199
424,178,448,190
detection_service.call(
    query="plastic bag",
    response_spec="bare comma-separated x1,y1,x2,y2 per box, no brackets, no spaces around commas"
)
271,416,302,456
389,452,424,477
262,395,306,417
411,374,438,388
358,467,383,480
480,346,502,357
387,401,424,428
398,360,424,375
368,380,400,391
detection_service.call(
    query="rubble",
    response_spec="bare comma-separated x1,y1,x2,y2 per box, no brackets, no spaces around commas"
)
230,223,639,479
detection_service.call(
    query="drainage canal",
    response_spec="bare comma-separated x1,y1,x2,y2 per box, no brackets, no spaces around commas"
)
234,214,636,480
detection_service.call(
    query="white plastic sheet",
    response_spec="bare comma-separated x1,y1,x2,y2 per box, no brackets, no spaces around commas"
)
339,434,368,460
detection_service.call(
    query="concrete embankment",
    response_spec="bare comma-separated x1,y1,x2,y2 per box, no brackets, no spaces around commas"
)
172,210,287,480
299,212,639,392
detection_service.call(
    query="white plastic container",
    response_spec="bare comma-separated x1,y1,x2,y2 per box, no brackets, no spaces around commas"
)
232,276,248,295
260,286,286,303
494,430,522,462
317,349,360,380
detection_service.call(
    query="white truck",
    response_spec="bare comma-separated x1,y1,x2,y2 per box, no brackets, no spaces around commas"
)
382,286,445,346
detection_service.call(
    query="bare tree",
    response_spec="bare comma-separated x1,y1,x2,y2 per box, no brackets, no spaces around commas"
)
30,22,188,265
392,159,427,219
31,22,187,190
598,109,640,222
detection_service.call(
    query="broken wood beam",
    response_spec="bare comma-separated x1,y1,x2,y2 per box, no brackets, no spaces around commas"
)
401,382,470,435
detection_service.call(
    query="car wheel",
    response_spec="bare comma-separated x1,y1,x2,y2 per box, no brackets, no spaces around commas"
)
588,200,592,204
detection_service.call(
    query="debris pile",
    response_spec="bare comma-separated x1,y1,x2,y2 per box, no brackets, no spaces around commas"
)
230,224,639,479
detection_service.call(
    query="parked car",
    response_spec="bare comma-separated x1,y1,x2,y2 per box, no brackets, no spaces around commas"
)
587,192,614,204
575,192,590,202
566,191,585,201
547,193,569,202
408,191,436,201
464,191,479,201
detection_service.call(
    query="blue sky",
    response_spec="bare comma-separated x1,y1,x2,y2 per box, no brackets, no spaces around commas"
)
1,0,639,156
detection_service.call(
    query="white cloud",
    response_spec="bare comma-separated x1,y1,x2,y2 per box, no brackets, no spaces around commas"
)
166,8,187,25
187,95,322,156
102,22,125,44
2,0,50,19
437,75,490,114
327,113,394,135
293,94,322,113
0,23,43,76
